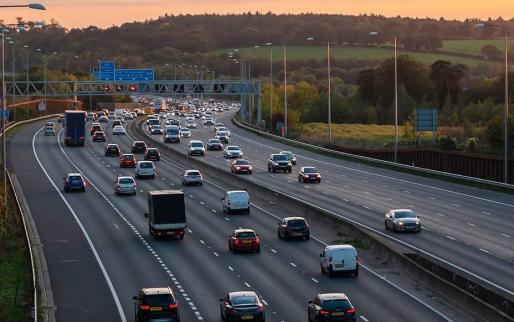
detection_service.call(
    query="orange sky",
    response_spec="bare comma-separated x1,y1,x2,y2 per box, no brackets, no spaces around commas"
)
2,0,514,29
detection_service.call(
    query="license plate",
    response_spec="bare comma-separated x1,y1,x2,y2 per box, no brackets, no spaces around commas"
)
293,233,303,236
150,306,163,311
332,312,344,316
166,231,175,235
242,240,252,244
241,315,253,320
335,264,344,268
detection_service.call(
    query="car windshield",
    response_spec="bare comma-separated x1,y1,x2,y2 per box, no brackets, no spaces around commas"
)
209,140,220,144
303,167,319,173
95,132,104,136
123,155,134,160
142,294,175,306
119,178,134,184
140,162,153,168
235,160,249,165
181,129,190,132
228,147,239,151
167,129,179,134
322,299,352,311
69,175,82,181
231,295,258,306
135,143,145,147
394,211,416,218
236,232,256,238
191,142,203,147
108,146,117,150
288,219,306,227
186,171,200,176
272,155,288,161
147,149,158,154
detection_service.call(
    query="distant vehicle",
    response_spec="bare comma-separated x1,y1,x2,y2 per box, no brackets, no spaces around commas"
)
112,119,123,129
278,217,309,240
222,190,250,215
219,291,265,322
228,229,261,253
216,132,229,144
188,140,205,156
320,245,359,277
223,146,243,158
181,169,203,186
214,123,225,132
64,110,86,146
119,153,136,168
114,176,136,196
92,131,106,142
207,138,223,151
267,154,292,173
133,287,180,322
150,125,163,135
147,118,160,130
44,127,56,136
179,128,191,138
145,190,186,240
308,293,356,322
57,113,64,123
280,151,297,165
124,113,134,120
216,127,230,136
385,209,421,233
231,159,253,174
90,123,102,135
164,126,181,143
135,161,155,179
45,121,55,128
144,148,160,161
98,115,109,123
63,173,86,192
131,141,147,154
113,125,126,135
104,144,121,157
203,119,214,126
298,167,321,183
186,120,197,129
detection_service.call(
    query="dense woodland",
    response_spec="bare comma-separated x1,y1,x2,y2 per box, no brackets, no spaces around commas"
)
3,13,514,152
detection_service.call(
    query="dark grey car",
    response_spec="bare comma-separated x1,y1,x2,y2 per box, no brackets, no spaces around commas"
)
385,209,421,233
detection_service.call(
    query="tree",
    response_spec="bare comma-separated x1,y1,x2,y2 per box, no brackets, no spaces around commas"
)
430,60,466,107
480,45,502,60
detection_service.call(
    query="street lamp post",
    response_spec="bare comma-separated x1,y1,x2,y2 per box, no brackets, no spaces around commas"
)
24,45,29,118
370,31,399,163
6,39,16,121
475,23,510,183
266,42,273,131
283,44,287,136
0,3,46,10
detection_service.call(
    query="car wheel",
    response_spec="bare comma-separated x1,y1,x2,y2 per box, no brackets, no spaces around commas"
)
220,306,225,320
288,168,292,173
256,248,260,253
384,221,388,230
82,187,86,192
267,166,271,172
320,264,325,274
392,223,396,232
278,230,282,239
115,191,118,196
317,179,321,184
354,268,359,277
305,235,310,241
328,267,334,277
151,175,155,179
200,182,203,186
133,191,137,196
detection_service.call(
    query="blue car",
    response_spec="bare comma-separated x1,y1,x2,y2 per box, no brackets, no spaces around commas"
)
63,173,86,192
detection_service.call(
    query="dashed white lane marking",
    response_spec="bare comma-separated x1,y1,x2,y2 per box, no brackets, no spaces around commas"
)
385,197,393,201
480,248,490,254
200,240,205,245
213,252,219,257
270,249,277,253
200,201,205,205
189,194,194,198
360,316,370,322
482,211,491,215
364,191,370,194
139,189,144,193
363,206,371,210
435,213,445,217
244,282,251,288
342,198,349,202
501,233,512,238
467,222,477,227
445,235,456,241
224,217,230,221
187,229,193,233
228,266,234,271
113,224,120,230
409,204,415,208
403,190,410,194
211,209,217,213
452,203,461,207
261,299,268,306
421,227,431,231
310,277,319,283
290,262,297,267
322,191,329,195
429,196,436,200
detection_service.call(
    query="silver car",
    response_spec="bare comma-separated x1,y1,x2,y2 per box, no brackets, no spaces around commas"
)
385,209,421,233
182,170,203,186
44,126,56,136
223,146,243,158
114,176,137,195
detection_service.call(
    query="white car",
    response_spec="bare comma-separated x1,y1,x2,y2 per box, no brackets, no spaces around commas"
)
180,128,191,138
44,127,56,136
223,146,243,158
114,176,136,195
150,125,163,135
124,113,134,120
186,121,197,129
320,245,359,277
182,170,203,186
135,161,155,179
188,140,205,156
113,125,126,135
216,127,230,136
222,190,250,215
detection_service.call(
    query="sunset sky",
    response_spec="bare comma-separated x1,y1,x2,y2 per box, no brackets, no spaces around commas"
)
2,0,514,29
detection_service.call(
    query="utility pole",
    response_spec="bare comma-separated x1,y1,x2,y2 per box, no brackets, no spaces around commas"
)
283,44,287,137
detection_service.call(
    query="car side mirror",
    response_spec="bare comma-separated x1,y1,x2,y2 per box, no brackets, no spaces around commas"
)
144,212,148,218
63,177,66,180
221,197,225,200
219,298,224,301
308,300,313,304
319,253,323,257
132,296,137,300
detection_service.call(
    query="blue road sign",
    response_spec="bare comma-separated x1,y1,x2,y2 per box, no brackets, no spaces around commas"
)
415,108,438,132
115,69,154,81
1,109,10,119
99,61,115,81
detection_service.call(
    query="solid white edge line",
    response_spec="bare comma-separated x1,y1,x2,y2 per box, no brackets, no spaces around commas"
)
32,127,127,322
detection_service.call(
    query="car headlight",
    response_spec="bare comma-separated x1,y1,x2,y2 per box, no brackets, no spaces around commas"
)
287,162,292,166
398,221,404,225
236,166,241,170
249,166,253,170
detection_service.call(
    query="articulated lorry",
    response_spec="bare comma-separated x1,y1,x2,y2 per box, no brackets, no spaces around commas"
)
145,190,186,240
64,110,86,146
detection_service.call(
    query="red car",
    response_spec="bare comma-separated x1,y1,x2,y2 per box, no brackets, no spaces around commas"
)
228,229,260,253
92,131,106,142
119,153,136,168
231,159,253,174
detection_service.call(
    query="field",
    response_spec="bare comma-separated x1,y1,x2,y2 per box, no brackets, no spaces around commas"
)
442,39,513,56
212,44,490,66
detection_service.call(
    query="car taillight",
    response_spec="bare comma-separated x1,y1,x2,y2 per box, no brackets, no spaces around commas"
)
346,307,355,314
319,309,329,316
257,304,264,312
140,305,150,310
254,238,260,244
235,239,240,245
168,303,177,309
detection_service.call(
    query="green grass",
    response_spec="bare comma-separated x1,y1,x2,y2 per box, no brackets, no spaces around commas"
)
442,39,513,56
212,45,490,66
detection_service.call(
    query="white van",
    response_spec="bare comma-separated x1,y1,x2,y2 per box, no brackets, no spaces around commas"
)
222,190,250,215
135,161,155,179
320,245,359,277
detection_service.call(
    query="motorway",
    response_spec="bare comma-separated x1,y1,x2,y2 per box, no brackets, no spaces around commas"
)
6,117,459,321
138,109,514,300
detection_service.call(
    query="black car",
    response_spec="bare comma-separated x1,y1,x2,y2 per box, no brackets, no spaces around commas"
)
133,287,180,322
104,144,121,157
112,119,122,128
219,291,265,322
144,148,161,161
298,167,321,183
308,293,356,322
93,131,106,142
131,141,147,153
278,217,309,240
217,133,229,144
207,138,223,151
267,154,292,173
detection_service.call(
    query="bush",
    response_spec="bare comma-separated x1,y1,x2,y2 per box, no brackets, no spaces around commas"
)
438,135,457,150
465,137,479,153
